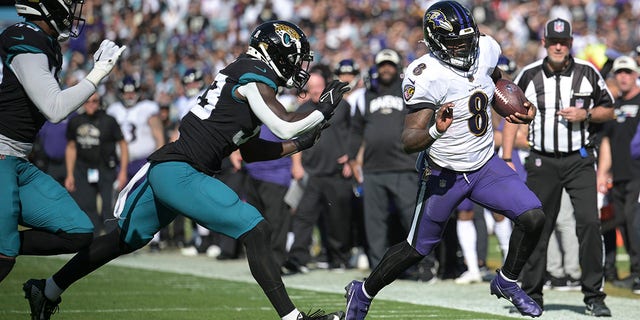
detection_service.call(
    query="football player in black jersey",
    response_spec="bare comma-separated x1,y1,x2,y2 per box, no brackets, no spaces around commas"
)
0,0,124,291
25,20,349,320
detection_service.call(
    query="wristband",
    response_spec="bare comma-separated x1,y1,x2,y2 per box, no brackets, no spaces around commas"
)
502,158,512,163
428,125,444,140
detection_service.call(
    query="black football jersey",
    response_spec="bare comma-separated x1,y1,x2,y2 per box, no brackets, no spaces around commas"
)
148,54,280,175
0,22,63,143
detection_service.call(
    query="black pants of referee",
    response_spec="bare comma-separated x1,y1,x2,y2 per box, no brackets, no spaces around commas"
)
70,164,117,237
288,174,353,268
521,150,606,306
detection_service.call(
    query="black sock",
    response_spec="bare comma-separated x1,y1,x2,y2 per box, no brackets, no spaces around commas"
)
241,220,294,317
502,209,544,279
19,229,92,255
364,241,424,297
52,228,130,290
0,257,16,283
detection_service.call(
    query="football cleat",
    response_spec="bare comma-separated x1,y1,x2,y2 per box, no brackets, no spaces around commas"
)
23,279,61,320
585,301,612,317
345,280,371,320
454,270,483,284
299,309,345,320
489,270,542,318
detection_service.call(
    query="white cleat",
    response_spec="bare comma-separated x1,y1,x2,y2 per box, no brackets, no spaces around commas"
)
454,271,483,284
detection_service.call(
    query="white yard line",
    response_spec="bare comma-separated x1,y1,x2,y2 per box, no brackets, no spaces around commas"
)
106,252,639,320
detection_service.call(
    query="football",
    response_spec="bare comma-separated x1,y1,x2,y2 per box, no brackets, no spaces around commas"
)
492,78,528,118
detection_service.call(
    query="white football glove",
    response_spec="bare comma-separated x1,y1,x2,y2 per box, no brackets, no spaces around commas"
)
85,40,127,87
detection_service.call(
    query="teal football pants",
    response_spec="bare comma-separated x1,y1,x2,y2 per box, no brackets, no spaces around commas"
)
119,161,263,250
0,156,93,257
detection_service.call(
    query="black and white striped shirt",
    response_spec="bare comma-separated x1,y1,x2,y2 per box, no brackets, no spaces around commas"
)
514,57,614,153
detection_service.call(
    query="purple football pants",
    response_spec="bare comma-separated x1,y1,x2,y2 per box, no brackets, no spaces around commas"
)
408,153,541,256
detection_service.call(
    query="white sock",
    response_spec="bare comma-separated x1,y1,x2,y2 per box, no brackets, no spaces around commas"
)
500,270,517,282
361,282,372,299
456,220,479,274
282,308,300,320
493,219,512,261
44,277,63,301
483,209,495,235
150,232,161,244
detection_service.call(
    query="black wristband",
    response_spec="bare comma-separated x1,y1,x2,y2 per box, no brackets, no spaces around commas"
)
503,158,512,162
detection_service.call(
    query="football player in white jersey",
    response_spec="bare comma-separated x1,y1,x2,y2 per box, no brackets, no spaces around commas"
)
345,1,545,319
107,75,165,178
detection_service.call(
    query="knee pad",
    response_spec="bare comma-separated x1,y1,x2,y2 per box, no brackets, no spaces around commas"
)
515,208,545,233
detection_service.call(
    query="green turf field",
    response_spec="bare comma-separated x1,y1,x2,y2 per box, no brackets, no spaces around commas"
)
1,256,517,320
1,234,637,320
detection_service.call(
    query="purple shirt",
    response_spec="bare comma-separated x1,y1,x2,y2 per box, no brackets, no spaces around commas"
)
631,121,640,160
244,125,292,187
38,119,71,160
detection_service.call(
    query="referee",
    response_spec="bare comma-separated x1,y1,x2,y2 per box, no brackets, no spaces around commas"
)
504,18,615,317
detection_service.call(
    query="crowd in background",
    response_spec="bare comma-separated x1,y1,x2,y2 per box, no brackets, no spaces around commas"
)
23,0,638,120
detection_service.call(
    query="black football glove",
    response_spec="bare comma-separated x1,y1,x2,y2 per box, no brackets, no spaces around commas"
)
292,122,330,152
316,80,351,120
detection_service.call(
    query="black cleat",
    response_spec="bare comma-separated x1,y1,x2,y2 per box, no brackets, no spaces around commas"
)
299,309,345,320
585,301,611,317
23,279,61,320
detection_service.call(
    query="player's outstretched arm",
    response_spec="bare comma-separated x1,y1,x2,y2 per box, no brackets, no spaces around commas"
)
10,40,125,123
238,82,324,139
239,123,326,162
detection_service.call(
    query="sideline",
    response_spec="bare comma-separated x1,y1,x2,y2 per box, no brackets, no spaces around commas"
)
108,252,639,320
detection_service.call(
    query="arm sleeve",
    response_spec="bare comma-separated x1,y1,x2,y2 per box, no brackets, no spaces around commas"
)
237,82,324,140
10,53,95,123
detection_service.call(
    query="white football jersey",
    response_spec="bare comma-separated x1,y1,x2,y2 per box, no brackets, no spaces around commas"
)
107,99,160,161
402,35,501,171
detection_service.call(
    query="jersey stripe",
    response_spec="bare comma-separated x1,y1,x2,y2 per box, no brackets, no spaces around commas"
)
515,58,614,153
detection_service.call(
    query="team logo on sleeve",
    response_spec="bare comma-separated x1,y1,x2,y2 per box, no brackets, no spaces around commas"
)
274,23,300,47
403,84,415,101
426,11,453,32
